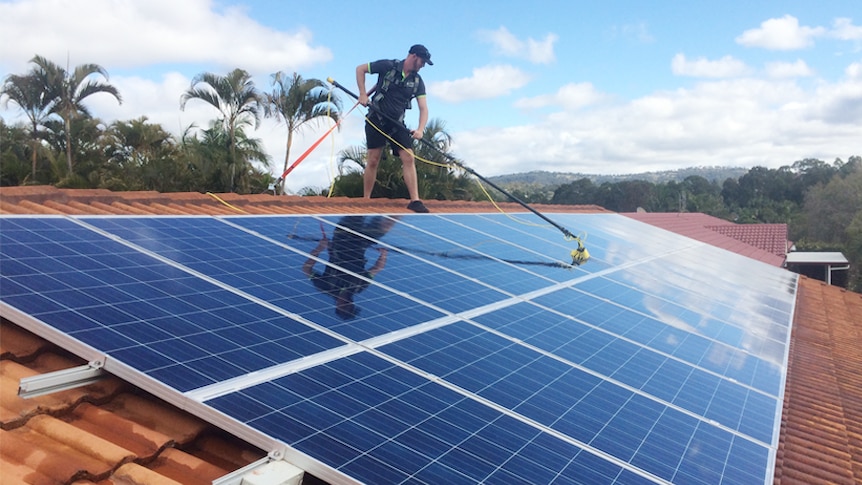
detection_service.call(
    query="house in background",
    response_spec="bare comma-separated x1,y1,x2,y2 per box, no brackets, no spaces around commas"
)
624,211,852,288
1,186,861,484
785,251,850,286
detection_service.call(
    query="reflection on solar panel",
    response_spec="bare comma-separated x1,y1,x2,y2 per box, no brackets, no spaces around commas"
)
0,213,797,484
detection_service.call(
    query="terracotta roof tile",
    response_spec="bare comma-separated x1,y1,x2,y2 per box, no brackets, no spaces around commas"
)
146,447,235,485
188,433,270,471
100,394,210,445
776,277,862,484
708,223,789,257
624,211,787,266
3,414,133,481
0,185,608,217
0,322,52,359
102,462,187,485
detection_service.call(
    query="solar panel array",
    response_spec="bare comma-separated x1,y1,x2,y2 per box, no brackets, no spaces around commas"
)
0,213,797,484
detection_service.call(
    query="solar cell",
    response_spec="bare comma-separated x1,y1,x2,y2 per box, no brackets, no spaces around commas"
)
0,213,797,484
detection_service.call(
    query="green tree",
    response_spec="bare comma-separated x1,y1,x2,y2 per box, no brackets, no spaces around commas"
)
593,180,655,212
652,180,686,212
680,176,726,215
1,68,57,182
180,68,262,192
330,145,368,197
552,178,597,205
29,55,121,176
336,143,404,198
263,72,341,194
791,158,836,192
721,166,803,223
799,163,862,291
45,116,110,188
180,121,271,193
802,165,862,245
100,117,182,191
0,119,32,185
838,156,860,178
413,119,478,201
332,118,474,200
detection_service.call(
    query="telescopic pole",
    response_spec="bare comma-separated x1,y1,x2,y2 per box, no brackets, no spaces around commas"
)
327,77,589,265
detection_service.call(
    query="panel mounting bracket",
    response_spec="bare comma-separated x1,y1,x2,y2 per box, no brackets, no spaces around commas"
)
212,452,304,485
18,360,107,399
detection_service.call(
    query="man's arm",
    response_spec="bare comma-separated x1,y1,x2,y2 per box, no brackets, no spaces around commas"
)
413,95,428,139
356,63,370,106
302,237,329,277
368,248,388,277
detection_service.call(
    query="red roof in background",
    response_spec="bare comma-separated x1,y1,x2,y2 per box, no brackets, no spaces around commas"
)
624,212,788,266
707,223,789,257
1,186,860,484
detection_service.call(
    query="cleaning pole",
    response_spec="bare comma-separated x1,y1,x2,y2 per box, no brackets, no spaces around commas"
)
327,77,590,266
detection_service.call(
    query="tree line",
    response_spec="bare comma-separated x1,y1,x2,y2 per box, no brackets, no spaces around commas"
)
511,158,859,292
1,54,477,199
2,55,859,291
1,55,349,194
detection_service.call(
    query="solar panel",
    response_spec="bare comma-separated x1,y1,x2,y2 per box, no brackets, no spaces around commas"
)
0,212,797,484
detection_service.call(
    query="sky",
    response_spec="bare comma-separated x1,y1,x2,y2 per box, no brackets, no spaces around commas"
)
1,0,860,193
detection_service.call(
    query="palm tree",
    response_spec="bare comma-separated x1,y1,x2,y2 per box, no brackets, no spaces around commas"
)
101,117,179,191
264,72,341,194
180,68,262,191
414,119,478,200
180,120,271,193
29,55,122,175
1,69,58,182
333,118,476,200
0,120,32,185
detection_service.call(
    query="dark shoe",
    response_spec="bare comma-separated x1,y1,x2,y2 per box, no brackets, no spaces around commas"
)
407,200,429,213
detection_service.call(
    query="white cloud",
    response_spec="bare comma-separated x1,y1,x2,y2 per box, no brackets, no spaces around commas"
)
450,70,859,179
0,0,331,75
430,65,532,103
735,15,825,50
477,26,558,64
514,82,607,111
765,59,814,79
830,18,862,41
806,70,862,124
615,21,655,43
671,54,750,78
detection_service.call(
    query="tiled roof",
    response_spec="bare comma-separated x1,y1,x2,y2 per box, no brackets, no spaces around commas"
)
623,212,788,266
775,277,862,484
0,185,609,217
1,186,860,484
707,223,789,258
0,320,267,485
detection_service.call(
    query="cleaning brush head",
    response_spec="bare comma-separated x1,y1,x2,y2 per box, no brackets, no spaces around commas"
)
570,238,590,266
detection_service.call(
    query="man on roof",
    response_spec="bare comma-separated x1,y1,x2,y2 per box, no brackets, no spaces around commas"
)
356,44,433,213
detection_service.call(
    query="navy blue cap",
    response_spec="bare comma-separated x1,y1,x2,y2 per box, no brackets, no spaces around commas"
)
409,44,433,65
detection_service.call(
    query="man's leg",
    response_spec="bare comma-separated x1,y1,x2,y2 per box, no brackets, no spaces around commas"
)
364,147,383,198
399,149,420,201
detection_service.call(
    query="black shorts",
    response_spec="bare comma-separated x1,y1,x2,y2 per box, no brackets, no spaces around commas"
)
365,116,413,155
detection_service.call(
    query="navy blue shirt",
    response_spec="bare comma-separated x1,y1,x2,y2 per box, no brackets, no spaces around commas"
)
369,59,426,122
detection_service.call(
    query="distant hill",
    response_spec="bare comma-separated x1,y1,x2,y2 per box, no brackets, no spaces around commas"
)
487,167,751,188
